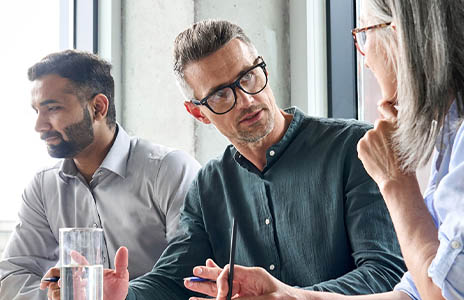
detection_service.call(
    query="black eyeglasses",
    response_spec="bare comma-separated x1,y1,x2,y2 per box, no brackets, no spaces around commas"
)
191,56,268,115
351,22,391,56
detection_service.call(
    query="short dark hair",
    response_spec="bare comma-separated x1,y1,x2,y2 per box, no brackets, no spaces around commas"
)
173,19,257,99
28,49,116,128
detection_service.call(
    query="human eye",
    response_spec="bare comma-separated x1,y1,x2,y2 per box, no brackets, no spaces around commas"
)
241,71,254,82
211,88,229,100
47,106,62,112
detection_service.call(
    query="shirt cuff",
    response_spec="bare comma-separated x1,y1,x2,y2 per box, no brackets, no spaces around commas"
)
394,272,420,300
428,213,464,298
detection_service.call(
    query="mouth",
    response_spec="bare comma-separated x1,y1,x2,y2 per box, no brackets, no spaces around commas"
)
44,136,61,145
41,133,62,145
239,109,263,126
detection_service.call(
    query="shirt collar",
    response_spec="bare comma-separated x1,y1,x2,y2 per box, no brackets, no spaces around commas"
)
59,123,130,179
232,106,304,173
435,100,459,150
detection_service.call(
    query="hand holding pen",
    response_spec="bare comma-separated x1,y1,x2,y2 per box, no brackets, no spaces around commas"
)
184,219,237,299
40,267,61,300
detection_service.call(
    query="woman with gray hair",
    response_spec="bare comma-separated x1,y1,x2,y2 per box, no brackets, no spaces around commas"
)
205,0,464,299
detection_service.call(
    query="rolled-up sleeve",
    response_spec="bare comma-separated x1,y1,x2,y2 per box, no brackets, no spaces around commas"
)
428,213,464,300
395,272,420,300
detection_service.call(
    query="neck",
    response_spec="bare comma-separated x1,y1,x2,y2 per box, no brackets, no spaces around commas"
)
73,124,117,183
234,109,292,171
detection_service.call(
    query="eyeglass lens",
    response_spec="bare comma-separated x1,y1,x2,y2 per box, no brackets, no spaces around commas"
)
207,65,267,114
356,31,367,53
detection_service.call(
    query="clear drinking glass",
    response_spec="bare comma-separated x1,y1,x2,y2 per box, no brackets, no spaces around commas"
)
59,228,104,300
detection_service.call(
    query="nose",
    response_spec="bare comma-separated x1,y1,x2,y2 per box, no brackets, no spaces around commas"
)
34,112,51,133
234,88,255,110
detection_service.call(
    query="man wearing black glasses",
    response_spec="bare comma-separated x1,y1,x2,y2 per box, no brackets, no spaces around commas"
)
76,19,406,300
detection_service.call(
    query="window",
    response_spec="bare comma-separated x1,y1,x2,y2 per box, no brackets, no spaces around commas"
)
0,1,61,252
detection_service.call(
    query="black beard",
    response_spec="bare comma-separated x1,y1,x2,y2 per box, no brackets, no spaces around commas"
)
46,107,95,158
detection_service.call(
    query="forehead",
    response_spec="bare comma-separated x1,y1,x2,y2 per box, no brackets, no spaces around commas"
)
183,39,256,97
31,74,77,106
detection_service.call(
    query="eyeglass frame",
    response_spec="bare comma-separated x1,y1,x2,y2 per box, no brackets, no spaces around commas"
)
190,56,268,115
351,22,391,56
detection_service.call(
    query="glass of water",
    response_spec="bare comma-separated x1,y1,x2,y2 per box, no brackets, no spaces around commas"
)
59,228,104,300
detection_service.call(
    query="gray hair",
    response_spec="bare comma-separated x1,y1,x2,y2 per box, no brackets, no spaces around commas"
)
368,0,464,172
173,19,257,100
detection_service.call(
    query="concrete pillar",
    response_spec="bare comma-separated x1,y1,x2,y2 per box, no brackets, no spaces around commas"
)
122,0,195,154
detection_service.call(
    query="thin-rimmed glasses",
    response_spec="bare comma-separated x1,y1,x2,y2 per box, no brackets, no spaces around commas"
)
351,22,391,56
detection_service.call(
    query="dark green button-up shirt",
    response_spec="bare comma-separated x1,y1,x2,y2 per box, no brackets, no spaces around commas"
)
127,107,406,299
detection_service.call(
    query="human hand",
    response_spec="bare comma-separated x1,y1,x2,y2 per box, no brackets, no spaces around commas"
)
185,261,304,300
40,250,90,300
184,258,223,297
357,98,417,194
377,99,398,121
214,264,304,300
357,118,405,190
40,267,61,300
40,248,129,300
103,246,129,300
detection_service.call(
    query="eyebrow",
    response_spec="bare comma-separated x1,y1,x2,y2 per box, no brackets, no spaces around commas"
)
31,99,61,110
204,57,261,97
39,99,61,106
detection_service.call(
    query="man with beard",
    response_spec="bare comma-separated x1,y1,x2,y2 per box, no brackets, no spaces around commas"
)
79,20,406,300
0,50,201,300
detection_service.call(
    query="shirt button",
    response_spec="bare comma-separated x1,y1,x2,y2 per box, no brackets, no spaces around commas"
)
92,223,98,228
269,264,275,271
269,150,275,156
265,218,270,225
451,240,461,249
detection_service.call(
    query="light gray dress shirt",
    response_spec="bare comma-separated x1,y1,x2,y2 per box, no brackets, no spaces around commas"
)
0,125,201,300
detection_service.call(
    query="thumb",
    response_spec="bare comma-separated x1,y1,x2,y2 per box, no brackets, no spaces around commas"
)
114,246,129,276
206,258,219,268
70,250,90,265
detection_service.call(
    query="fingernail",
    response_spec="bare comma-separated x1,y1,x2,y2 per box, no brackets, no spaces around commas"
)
185,280,192,287
194,267,202,274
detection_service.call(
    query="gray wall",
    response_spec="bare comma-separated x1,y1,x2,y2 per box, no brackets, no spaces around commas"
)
122,0,290,165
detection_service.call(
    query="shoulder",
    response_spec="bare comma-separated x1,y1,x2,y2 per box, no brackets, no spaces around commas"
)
303,116,372,135
298,116,372,146
194,145,236,182
31,160,63,183
128,136,200,173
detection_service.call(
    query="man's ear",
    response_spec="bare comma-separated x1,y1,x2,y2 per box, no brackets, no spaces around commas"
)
184,101,211,124
91,94,109,121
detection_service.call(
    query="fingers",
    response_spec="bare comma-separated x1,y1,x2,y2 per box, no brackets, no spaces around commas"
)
184,259,223,297
192,262,222,281
184,279,218,297
46,282,60,300
114,246,129,276
216,265,259,299
205,258,219,268
377,99,398,121
70,250,90,265
40,268,60,290
215,265,230,300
